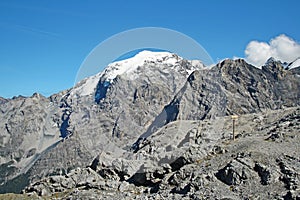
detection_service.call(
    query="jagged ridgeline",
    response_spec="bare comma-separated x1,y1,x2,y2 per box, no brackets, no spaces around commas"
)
0,51,299,199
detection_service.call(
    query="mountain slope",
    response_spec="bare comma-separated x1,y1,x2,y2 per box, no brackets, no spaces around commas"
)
23,106,300,199
131,58,300,150
0,51,205,192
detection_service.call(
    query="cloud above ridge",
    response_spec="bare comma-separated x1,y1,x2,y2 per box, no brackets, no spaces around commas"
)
245,34,300,67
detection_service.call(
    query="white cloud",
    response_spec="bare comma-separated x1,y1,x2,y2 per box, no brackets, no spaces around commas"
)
245,34,300,67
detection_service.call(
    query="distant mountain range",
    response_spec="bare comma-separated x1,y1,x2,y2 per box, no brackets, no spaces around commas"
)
0,51,299,199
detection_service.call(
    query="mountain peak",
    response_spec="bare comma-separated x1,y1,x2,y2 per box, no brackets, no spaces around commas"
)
265,57,277,64
263,57,300,70
71,51,204,98
103,50,182,82
217,58,249,69
263,57,284,68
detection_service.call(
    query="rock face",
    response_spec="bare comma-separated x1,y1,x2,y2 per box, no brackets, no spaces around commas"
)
0,51,299,199
0,93,63,192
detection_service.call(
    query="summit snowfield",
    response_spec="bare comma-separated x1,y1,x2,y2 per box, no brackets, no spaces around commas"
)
101,51,203,81
71,51,204,98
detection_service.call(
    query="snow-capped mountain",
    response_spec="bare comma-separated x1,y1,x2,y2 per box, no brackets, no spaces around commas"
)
0,52,300,197
101,51,203,82
264,57,300,70
264,57,278,66
71,50,204,98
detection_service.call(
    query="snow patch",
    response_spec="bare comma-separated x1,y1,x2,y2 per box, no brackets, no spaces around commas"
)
288,58,300,70
102,51,181,82
70,73,102,97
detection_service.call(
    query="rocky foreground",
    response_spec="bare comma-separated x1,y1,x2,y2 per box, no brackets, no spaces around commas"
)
7,106,298,199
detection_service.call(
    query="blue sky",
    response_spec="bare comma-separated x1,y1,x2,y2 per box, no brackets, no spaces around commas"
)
0,0,300,98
